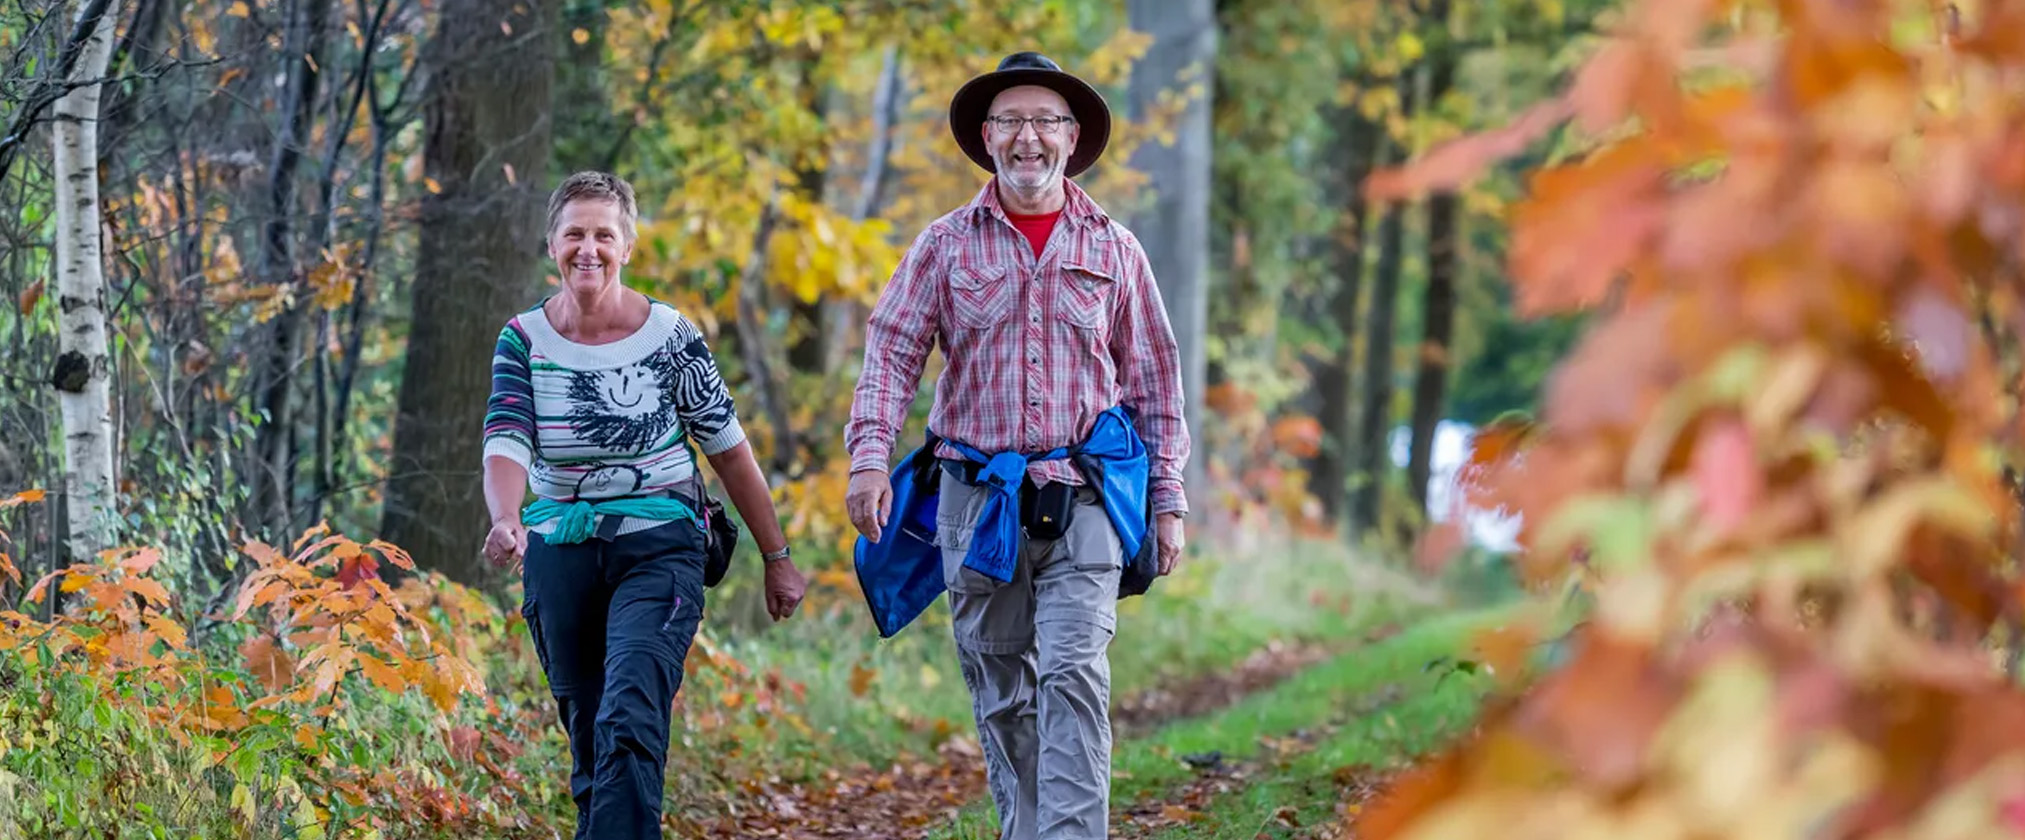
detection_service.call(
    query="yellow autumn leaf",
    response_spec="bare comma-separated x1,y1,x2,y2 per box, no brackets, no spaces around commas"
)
1395,31,1425,62
358,655,406,695
232,782,256,822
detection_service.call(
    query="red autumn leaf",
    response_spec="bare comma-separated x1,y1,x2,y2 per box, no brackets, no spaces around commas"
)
1691,415,1760,536
445,725,480,762
336,551,381,589
241,632,295,695
1508,144,1668,317
1270,414,1324,459
368,539,417,570
1514,630,1678,789
1364,98,1574,201
18,279,43,314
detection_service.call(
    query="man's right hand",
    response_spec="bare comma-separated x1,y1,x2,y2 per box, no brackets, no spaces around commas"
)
846,468,894,542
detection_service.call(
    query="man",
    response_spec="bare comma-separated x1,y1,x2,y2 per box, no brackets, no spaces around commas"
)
844,52,1191,839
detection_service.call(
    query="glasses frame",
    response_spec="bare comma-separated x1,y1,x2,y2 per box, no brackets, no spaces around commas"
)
985,114,1076,135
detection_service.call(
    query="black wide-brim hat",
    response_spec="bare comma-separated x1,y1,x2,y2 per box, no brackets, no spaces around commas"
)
948,51,1112,179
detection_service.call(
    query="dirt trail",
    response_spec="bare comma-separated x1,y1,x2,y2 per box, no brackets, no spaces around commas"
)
681,626,1401,839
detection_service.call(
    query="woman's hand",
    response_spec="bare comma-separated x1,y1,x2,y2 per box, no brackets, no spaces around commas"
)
482,456,531,571
704,439,801,617
764,558,806,621
484,518,527,569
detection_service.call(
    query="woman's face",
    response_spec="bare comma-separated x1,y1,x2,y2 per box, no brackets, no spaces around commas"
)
547,198,633,296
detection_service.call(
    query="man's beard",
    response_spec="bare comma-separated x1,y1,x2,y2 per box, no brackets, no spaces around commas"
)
996,147,1062,192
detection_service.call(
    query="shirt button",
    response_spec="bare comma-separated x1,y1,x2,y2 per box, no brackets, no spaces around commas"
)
1030,313,1040,324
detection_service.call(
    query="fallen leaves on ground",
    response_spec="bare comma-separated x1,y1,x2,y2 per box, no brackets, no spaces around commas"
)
676,737,986,839
680,633,1393,838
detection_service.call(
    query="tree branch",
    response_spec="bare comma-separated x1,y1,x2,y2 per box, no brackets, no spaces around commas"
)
0,0,118,186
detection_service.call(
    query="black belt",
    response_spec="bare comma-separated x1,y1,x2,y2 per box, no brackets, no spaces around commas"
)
937,458,1096,502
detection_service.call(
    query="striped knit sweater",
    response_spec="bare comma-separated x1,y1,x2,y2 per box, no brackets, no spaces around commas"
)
483,298,746,537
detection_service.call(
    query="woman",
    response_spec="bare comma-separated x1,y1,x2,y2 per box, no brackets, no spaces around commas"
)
480,170,806,838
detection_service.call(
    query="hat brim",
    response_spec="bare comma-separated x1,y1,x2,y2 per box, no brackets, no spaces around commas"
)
948,68,1112,179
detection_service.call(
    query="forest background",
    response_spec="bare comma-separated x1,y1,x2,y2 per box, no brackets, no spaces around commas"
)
17,0,1991,837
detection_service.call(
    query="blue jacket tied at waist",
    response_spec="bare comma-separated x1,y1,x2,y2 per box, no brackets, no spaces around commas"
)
854,405,1154,638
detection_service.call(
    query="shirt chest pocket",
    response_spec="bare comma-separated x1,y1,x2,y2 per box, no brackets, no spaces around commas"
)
1056,258,1120,332
949,265,1014,330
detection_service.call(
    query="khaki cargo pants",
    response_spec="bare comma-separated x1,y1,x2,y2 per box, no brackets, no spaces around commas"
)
936,469,1121,840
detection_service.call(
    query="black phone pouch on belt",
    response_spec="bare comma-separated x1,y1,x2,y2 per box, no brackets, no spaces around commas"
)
1021,479,1076,541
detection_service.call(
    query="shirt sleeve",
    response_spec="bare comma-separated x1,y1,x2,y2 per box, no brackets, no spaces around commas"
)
1109,231,1193,516
844,229,945,474
482,319,536,469
668,312,748,456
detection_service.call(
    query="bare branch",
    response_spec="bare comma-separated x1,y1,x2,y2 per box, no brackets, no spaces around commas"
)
0,0,118,186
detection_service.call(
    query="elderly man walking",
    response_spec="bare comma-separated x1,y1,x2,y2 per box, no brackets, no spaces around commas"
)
844,52,1192,839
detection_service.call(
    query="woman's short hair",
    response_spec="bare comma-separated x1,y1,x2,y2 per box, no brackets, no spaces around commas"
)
546,171,638,241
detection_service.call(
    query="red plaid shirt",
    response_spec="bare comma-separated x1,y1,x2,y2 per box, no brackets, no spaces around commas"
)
846,179,1191,516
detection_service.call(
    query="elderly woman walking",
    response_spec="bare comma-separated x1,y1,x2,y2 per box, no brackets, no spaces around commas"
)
480,170,806,838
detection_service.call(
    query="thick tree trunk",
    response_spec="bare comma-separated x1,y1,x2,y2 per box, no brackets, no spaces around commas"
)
382,0,557,587
1310,109,1377,526
1127,0,1216,498
1407,0,1459,518
1407,192,1458,514
51,0,124,564
1350,108,1411,537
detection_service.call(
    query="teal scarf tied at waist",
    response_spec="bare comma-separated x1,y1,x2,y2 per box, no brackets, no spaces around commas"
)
521,496,697,544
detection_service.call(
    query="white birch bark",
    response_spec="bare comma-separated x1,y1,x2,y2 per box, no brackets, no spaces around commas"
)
51,0,123,563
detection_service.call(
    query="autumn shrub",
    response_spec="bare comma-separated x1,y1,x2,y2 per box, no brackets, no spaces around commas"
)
1354,0,2025,838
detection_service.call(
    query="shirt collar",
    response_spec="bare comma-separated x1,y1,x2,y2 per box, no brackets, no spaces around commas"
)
967,177,1109,229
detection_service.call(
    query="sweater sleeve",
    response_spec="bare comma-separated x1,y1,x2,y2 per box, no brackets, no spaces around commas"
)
667,312,747,456
482,319,537,469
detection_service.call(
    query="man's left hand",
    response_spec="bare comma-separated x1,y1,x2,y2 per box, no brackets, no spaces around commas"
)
1155,513,1185,576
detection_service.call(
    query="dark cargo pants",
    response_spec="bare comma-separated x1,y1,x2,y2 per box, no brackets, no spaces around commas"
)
936,470,1123,840
521,520,707,840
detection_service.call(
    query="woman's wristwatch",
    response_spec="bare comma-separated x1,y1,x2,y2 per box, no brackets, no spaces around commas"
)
761,545,791,564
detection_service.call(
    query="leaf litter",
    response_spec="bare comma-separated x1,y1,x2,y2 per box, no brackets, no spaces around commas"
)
680,629,1399,838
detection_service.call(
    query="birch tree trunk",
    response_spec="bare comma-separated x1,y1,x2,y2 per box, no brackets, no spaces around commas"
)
51,0,124,564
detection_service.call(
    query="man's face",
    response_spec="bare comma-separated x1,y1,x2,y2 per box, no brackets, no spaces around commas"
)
983,86,1078,194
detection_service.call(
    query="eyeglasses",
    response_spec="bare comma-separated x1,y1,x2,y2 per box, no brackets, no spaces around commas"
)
986,114,1075,135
